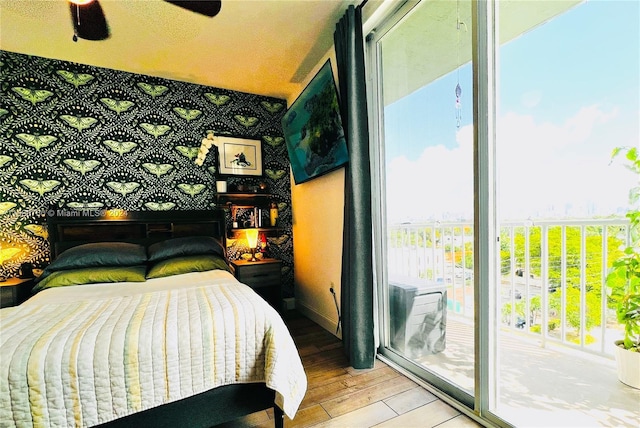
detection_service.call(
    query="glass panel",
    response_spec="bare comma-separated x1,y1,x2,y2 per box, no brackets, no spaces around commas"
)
377,0,475,397
495,0,640,425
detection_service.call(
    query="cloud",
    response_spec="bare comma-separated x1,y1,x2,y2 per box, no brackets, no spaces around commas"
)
386,104,634,223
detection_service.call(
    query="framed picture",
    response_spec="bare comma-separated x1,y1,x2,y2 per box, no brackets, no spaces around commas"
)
217,137,263,177
282,59,349,185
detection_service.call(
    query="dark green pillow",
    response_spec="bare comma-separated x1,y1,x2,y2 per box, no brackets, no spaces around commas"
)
146,254,229,279
32,265,147,293
38,242,147,283
147,236,225,262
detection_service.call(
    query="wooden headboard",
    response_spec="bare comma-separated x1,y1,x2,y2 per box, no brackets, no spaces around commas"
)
46,209,226,259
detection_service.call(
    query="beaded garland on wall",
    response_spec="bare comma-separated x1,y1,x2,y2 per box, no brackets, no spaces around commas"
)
0,50,295,296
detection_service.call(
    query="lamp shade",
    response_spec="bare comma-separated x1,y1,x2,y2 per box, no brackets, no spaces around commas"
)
245,229,259,249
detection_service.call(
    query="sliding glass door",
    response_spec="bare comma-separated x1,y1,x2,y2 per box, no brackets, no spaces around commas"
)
369,0,639,426
370,0,476,408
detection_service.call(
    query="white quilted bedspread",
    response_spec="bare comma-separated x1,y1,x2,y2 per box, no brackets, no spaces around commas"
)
0,270,307,427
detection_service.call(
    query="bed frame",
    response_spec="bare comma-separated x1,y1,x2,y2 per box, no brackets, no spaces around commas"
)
46,208,285,428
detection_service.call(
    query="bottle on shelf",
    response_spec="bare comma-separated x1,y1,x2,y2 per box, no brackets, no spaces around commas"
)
270,202,278,227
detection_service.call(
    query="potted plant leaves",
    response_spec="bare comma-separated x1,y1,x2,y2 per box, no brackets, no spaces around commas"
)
606,146,640,389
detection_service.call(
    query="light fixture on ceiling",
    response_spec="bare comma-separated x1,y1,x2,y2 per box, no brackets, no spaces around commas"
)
68,1,221,43
165,1,222,18
69,0,109,42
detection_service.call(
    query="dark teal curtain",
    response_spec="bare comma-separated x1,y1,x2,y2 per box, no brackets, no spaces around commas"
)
334,4,375,369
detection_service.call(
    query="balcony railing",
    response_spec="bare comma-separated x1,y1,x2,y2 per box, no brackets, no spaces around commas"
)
386,218,631,357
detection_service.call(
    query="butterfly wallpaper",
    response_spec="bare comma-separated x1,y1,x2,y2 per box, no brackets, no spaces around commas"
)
0,50,295,296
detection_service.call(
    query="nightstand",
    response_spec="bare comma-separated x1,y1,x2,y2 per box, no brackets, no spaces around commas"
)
0,277,35,308
230,258,282,311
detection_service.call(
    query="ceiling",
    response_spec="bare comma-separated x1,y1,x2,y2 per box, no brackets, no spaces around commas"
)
0,0,361,101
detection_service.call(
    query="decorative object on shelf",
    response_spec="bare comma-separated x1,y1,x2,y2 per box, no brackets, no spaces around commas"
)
231,205,239,229
282,59,349,184
245,229,259,262
270,202,279,227
195,132,217,166
216,180,227,193
259,232,267,254
217,137,263,177
195,133,230,195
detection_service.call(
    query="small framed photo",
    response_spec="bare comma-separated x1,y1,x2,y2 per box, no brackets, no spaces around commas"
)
217,137,263,177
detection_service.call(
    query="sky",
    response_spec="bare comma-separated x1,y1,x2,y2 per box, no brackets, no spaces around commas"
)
384,0,639,223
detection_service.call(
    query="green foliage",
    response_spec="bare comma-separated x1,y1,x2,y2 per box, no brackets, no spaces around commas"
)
306,83,342,158
606,146,640,351
563,286,602,332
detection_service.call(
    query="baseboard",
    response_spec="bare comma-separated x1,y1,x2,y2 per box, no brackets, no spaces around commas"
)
296,301,342,340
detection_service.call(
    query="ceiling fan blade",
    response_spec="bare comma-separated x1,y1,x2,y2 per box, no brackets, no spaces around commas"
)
164,1,222,17
69,0,109,41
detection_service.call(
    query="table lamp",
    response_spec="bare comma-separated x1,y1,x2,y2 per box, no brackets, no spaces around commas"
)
245,229,259,262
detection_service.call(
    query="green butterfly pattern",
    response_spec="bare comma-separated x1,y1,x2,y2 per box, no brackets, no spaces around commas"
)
204,93,231,106
140,123,171,138
15,133,57,151
0,202,17,215
173,107,202,121
56,70,94,88
144,201,176,211
23,224,48,239
137,82,169,98
177,183,206,196
100,98,135,114
11,87,54,105
67,201,104,209
263,136,284,147
268,234,290,246
260,101,284,113
63,159,101,175
0,155,13,167
106,181,141,196
19,179,62,196
175,145,199,160
60,115,98,131
266,169,287,180
103,140,138,156
234,115,259,128
142,162,173,177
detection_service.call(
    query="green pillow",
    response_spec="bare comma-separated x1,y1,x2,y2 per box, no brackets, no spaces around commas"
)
146,254,230,279
147,236,225,262
32,265,147,293
38,242,147,283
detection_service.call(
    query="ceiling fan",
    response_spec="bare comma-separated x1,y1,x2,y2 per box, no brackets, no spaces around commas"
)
69,0,222,42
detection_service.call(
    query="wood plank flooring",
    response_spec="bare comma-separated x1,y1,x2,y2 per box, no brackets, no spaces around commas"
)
218,312,483,428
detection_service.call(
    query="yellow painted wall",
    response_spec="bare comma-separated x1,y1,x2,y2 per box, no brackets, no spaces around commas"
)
286,1,386,338
287,53,344,338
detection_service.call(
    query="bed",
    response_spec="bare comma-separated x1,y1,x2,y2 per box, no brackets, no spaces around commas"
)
0,209,306,428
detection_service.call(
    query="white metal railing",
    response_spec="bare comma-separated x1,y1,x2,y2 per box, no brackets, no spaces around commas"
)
386,218,631,357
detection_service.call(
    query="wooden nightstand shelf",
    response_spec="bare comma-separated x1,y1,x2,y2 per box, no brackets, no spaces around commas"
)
230,258,282,311
0,277,34,308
